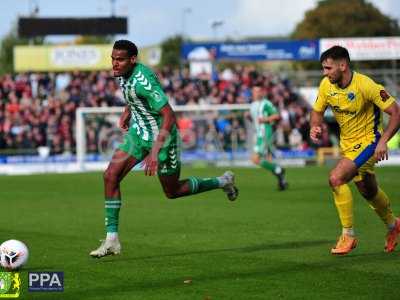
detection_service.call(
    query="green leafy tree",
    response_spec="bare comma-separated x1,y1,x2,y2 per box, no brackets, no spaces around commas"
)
74,35,113,44
0,21,46,75
0,25,111,74
159,35,182,68
292,0,400,69
0,27,44,74
293,0,399,38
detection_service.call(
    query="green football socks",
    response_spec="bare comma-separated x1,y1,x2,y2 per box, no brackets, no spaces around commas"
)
188,177,220,194
105,198,121,233
260,160,278,174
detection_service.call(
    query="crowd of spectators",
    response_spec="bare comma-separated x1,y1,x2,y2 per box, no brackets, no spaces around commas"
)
0,65,323,156
0,71,123,154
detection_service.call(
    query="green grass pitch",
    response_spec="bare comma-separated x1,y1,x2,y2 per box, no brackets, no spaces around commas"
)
1,166,400,299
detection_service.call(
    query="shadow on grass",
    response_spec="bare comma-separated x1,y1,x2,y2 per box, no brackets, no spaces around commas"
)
49,248,400,300
98,239,333,264
338,250,400,260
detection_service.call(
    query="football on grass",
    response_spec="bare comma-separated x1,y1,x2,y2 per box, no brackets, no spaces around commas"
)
0,240,29,270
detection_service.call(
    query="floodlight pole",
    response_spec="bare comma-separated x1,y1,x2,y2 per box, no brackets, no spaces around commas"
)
110,0,116,17
210,20,224,41
181,7,192,41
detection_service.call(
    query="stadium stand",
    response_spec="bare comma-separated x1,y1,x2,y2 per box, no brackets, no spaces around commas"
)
0,66,331,155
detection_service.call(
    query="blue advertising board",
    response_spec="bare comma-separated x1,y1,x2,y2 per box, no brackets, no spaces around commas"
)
182,40,319,61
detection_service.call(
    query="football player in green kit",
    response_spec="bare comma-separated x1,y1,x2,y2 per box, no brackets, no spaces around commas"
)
90,40,238,258
249,86,288,190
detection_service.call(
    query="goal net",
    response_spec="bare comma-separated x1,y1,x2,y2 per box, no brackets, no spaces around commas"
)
75,104,252,171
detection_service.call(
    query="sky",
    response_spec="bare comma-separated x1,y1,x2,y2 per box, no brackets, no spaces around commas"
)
1,0,399,47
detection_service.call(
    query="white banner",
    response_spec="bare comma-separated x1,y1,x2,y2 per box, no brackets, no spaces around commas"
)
50,46,102,67
14,44,112,71
320,37,400,61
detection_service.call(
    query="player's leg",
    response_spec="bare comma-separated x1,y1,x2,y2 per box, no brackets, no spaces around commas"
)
91,130,143,258
260,155,287,190
90,150,140,258
157,142,238,201
103,149,140,234
259,153,279,174
266,147,288,191
253,138,287,190
104,150,139,198
251,152,261,165
329,158,358,255
354,169,400,252
255,138,277,174
158,170,237,201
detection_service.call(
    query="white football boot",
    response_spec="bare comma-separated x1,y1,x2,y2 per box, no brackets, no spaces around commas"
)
221,171,239,201
90,238,121,258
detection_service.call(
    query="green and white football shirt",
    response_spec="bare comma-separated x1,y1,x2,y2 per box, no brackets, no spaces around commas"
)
118,63,177,143
250,98,278,155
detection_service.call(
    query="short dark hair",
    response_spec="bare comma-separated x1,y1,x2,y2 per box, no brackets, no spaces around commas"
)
320,45,350,63
113,40,138,57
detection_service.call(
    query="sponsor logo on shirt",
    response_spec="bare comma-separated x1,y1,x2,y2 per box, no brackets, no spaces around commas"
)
380,90,390,102
152,91,162,102
332,106,356,116
347,92,355,101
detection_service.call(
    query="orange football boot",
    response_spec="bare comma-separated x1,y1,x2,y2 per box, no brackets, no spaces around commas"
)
331,234,357,255
385,218,400,253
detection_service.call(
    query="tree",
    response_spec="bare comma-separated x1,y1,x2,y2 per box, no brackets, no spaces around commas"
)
292,0,399,39
0,25,44,74
74,35,113,44
159,35,182,68
0,22,111,74
291,0,400,69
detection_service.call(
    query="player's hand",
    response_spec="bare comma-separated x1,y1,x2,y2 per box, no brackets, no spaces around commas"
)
119,115,130,132
310,126,322,143
143,149,159,176
258,117,267,124
374,140,389,162
119,109,131,132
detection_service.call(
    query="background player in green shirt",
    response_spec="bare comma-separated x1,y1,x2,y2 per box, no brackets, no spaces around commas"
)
90,40,238,258
249,86,288,190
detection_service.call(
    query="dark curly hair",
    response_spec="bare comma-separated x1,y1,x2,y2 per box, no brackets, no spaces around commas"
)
113,40,138,57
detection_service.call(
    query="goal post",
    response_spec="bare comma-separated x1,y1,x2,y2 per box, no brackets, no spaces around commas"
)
76,106,124,170
75,104,251,171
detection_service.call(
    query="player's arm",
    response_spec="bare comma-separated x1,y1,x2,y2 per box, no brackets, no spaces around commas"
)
375,102,400,161
259,101,280,124
365,79,400,161
258,113,280,124
310,79,328,143
119,105,131,132
310,110,325,143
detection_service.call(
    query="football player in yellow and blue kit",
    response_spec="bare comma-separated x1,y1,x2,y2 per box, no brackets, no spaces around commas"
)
310,46,400,255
